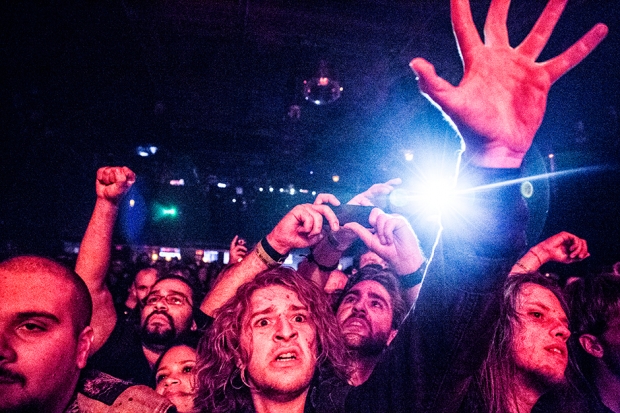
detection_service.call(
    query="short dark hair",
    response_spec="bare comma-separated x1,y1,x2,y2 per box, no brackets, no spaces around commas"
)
336,264,407,329
194,267,349,413
0,255,93,336
564,272,620,379
149,274,199,307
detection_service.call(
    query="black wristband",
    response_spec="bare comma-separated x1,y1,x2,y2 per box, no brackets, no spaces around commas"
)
260,238,287,264
398,264,426,289
307,252,339,272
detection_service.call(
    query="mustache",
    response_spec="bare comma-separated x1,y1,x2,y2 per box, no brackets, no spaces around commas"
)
145,310,175,326
345,313,369,327
0,366,26,386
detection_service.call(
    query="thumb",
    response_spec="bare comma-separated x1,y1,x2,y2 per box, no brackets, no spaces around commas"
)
409,57,454,105
343,222,375,250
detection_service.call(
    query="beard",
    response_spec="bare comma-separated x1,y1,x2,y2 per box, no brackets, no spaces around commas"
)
342,319,390,357
141,310,177,347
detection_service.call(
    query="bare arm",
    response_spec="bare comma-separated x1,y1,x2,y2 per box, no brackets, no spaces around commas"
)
299,180,403,289
200,203,340,316
346,209,426,308
410,0,608,168
75,166,135,354
510,231,590,275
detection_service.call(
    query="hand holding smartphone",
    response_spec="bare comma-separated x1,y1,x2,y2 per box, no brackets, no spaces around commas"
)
330,205,374,228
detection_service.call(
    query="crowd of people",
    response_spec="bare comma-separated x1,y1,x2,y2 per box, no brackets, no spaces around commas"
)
0,0,614,412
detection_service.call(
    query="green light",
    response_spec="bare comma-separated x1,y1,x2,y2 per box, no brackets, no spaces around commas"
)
153,203,179,220
162,208,177,216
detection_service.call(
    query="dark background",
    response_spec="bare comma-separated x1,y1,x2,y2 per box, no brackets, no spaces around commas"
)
1,0,618,271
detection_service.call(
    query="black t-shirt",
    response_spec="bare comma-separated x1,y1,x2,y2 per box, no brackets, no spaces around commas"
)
87,316,154,386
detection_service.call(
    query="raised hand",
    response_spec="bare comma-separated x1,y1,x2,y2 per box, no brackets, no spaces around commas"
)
511,231,589,274
347,178,402,209
410,0,608,168
266,203,340,254
95,166,136,205
229,235,248,264
531,231,590,265
345,209,425,276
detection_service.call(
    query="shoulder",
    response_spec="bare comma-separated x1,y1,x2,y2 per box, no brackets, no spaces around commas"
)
76,368,176,413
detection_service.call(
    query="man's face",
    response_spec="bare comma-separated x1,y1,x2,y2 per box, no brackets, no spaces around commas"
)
0,268,91,413
133,268,158,302
336,280,396,355
512,283,570,387
140,279,194,345
240,285,318,400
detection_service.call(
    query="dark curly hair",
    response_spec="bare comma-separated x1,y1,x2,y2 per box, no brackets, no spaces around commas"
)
194,266,349,413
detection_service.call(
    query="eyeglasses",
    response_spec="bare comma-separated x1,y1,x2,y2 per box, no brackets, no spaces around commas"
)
144,293,191,307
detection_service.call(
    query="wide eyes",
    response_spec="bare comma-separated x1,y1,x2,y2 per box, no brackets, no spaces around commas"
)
254,314,307,327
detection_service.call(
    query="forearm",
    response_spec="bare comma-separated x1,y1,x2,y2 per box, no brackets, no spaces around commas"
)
299,236,344,289
75,197,119,292
510,248,545,274
200,248,272,316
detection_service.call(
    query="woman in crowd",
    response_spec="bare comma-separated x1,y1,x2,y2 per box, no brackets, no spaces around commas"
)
154,341,198,413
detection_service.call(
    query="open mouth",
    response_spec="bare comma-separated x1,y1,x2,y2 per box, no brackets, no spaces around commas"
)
276,352,297,362
545,345,567,358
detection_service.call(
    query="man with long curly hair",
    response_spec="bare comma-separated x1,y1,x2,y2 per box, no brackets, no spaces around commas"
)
195,267,349,413
194,0,607,411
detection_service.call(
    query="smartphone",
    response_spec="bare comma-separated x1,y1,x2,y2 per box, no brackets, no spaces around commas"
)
330,205,374,227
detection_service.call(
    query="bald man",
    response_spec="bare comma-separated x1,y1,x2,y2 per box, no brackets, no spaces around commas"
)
0,255,174,413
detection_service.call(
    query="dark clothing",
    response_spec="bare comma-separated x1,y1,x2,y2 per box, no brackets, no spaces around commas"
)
87,315,154,386
88,308,209,387
339,166,527,413
199,166,526,413
532,380,615,413
65,368,176,413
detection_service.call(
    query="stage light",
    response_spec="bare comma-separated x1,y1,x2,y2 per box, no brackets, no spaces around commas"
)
404,151,414,161
332,175,340,183
136,145,158,157
162,207,177,216
389,175,458,217
129,199,135,207
217,183,227,188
